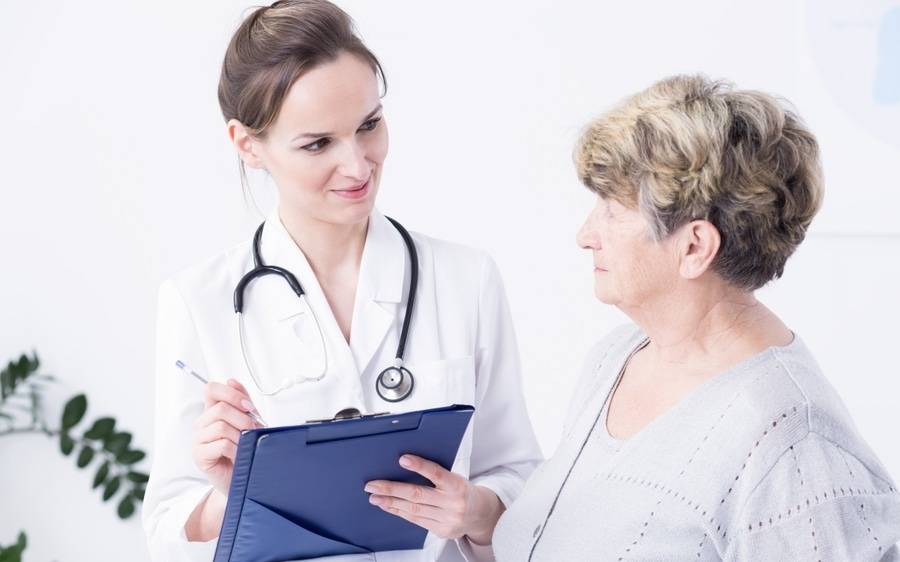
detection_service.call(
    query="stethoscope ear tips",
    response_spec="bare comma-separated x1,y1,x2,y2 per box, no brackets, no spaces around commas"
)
376,366,414,402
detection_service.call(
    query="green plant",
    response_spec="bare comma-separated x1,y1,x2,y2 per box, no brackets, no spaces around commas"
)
0,532,26,562
1,352,150,526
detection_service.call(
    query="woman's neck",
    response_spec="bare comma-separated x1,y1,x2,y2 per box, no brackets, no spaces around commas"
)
278,208,368,279
625,282,792,374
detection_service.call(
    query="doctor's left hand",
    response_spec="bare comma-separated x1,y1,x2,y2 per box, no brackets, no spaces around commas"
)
364,454,504,545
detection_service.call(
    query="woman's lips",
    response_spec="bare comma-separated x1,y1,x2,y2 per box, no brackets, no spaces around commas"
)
331,178,370,200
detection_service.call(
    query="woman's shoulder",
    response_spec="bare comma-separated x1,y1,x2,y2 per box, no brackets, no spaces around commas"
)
724,428,900,560
160,237,253,305
724,337,890,480
408,228,503,292
696,337,898,533
410,229,491,269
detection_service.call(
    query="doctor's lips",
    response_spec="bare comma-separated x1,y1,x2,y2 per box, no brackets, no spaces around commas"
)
331,176,371,200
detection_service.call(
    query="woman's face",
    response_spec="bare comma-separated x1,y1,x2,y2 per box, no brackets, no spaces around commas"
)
576,196,679,309
245,51,388,226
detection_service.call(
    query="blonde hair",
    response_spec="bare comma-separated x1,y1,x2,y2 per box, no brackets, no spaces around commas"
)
575,75,824,290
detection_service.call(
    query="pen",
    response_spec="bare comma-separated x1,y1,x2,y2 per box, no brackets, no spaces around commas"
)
175,360,267,427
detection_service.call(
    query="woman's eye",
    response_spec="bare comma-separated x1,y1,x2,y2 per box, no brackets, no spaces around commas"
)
359,117,381,132
300,138,331,152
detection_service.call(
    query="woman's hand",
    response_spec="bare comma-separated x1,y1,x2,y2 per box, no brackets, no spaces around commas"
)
191,379,261,495
364,455,505,545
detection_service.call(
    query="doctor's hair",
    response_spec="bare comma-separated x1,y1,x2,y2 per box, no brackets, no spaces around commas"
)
574,74,824,291
218,0,386,196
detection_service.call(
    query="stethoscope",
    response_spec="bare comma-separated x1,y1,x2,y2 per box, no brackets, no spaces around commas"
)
233,217,418,402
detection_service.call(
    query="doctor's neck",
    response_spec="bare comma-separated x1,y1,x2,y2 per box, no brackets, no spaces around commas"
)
278,208,368,277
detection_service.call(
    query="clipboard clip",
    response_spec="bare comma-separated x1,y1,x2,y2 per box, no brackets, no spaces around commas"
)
305,407,391,424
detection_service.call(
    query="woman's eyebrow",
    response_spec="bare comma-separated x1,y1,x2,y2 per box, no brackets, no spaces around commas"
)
291,104,383,141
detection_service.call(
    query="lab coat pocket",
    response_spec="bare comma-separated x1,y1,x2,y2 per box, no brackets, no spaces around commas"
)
401,356,476,470
401,355,476,410
230,497,369,562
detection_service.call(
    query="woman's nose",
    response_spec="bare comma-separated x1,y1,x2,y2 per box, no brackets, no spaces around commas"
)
336,140,369,180
577,217,599,250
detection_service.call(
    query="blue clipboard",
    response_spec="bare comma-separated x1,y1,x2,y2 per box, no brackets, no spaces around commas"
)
213,404,475,562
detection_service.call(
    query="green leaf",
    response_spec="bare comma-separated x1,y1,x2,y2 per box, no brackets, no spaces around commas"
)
0,369,10,401
84,417,115,440
117,449,146,465
126,470,150,483
61,394,87,430
59,433,75,456
102,475,121,501
93,461,110,489
104,431,132,455
76,445,95,468
131,486,146,502
117,496,136,519
2,354,40,403
0,530,27,562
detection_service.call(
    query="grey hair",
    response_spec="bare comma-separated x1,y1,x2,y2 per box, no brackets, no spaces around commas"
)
575,74,824,290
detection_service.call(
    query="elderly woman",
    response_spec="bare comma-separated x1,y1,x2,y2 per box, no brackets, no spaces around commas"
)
488,76,900,560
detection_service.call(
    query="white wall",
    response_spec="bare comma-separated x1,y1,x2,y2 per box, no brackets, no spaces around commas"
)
1,1,897,560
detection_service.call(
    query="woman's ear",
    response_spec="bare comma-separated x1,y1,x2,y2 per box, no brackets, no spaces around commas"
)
677,220,721,280
227,119,266,170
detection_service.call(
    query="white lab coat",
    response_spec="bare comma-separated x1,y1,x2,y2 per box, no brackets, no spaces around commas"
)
142,208,542,562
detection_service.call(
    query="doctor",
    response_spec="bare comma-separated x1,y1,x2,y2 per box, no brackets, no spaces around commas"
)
141,1,542,561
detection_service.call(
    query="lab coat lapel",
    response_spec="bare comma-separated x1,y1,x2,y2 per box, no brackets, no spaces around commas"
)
256,209,358,381
349,209,406,377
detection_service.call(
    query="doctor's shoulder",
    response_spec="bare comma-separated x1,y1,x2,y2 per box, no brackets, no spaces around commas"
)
410,230,508,300
158,238,253,313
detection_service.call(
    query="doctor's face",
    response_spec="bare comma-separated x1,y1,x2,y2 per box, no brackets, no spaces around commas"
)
238,51,388,226
576,196,678,311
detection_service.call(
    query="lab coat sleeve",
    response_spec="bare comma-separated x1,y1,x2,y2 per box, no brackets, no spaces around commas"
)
141,279,218,562
457,255,544,562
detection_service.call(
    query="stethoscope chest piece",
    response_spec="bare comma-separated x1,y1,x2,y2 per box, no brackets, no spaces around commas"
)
376,365,415,403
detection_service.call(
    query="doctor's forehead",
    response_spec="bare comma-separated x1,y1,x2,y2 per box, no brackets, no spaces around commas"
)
272,51,382,138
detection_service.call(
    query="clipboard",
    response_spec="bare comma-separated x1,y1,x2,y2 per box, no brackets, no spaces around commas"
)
213,404,475,562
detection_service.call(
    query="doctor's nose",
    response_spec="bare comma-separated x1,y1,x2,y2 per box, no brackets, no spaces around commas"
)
335,140,370,181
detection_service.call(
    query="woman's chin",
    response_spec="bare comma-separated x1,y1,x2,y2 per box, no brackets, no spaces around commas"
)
593,287,616,305
322,196,377,225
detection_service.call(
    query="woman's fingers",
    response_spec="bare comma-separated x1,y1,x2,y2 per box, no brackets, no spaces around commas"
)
226,378,251,395
196,419,242,446
366,455,477,539
365,480,445,508
369,494,444,521
195,400,258,432
203,380,258,415
375,501,443,534
398,454,463,492
195,438,237,464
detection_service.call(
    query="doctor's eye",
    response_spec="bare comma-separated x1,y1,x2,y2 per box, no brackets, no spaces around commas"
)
358,116,382,132
300,137,332,152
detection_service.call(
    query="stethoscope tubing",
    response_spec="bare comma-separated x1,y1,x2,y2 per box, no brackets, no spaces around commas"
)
233,216,418,398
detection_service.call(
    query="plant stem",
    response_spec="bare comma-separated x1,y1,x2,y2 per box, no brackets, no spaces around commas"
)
0,426,56,438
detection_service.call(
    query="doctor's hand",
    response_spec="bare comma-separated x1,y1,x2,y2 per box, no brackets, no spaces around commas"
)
364,454,505,546
191,378,262,495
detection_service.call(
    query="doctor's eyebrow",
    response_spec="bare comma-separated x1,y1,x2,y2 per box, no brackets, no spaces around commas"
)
290,104,383,141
